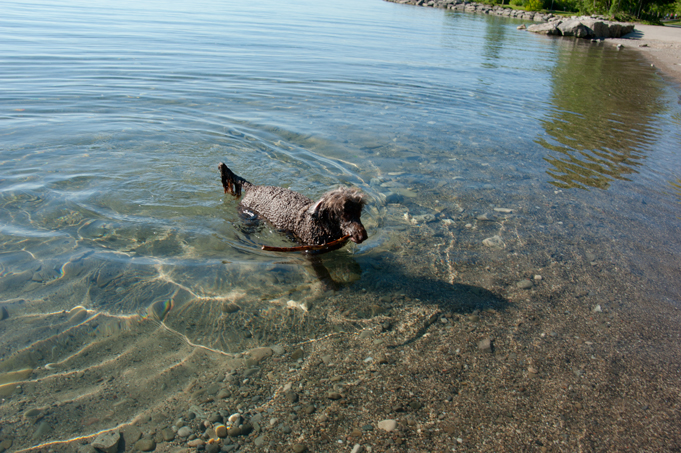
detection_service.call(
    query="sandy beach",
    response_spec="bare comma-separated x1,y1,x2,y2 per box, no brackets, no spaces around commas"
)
612,24,681,86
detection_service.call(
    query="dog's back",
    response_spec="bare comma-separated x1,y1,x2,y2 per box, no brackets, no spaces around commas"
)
240,185,311,233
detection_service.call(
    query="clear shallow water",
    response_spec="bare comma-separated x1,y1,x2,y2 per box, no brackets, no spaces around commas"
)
1,0,681,448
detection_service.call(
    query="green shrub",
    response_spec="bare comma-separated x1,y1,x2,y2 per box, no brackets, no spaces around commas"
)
526,0,544,10
510,0,524,6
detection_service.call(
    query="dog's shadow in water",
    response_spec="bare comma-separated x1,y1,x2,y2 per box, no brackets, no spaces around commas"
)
352,252,509,314
348,252,511,348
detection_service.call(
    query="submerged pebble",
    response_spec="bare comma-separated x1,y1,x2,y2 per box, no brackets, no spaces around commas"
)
177,426,192,437
516,279,533,289
377,419,397,432
134,438,156,452
478,338,493,353
92,432,120,453
482,235,504,248
32,421,51,439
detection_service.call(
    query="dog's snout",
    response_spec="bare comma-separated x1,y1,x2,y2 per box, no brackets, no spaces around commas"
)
348,223,368,244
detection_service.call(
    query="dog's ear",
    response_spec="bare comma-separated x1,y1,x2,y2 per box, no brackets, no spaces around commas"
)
308,198,325,218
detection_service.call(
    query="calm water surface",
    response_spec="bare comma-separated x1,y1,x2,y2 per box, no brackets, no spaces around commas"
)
1,0,680,448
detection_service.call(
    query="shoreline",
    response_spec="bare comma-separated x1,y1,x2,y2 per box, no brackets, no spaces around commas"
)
610,25,681,87
385,0,681,87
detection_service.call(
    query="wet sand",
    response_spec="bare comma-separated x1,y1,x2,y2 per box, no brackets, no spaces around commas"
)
611,24,681,86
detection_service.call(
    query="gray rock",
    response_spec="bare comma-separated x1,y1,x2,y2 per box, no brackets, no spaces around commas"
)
527,22,561,35
134,438,156,452
208,412,223,423
0,439,12,452
409,401,423,411
580,18,610,38
122,426,142,444
303,404,316,414
292,444,308,453
359,330,374,340
217,388,231,399
247,347,273,364
228,423,253,437
285,390,299,403
411,214,435,224
516,279,533,289
161,428,175,442
177,426,192,437
482,235,504,248
272,345,286,356
558,19,591,38
254,435,266,447
0,306,8,321
32,421,51,439
92,431,120,453
291,348,304,360
478,338,493,353
377,419,397,432
215,424,228,438
23,408,40,418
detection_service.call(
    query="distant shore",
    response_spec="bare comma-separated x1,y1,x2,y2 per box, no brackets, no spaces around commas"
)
386,0,681,87
385,0,556,22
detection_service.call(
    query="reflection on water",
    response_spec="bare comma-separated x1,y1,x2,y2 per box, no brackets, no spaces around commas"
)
482,17,507,69
538,40,666,189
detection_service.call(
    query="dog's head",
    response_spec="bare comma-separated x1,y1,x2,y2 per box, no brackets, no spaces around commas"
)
309,187,368,244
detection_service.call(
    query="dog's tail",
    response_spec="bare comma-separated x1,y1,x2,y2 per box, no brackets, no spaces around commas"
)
218,162,244,197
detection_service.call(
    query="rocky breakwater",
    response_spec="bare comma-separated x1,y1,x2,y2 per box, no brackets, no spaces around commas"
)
526,15,635,38
384,0,554,22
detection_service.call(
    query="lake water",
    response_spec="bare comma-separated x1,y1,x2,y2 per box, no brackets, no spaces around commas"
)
1,0,680,450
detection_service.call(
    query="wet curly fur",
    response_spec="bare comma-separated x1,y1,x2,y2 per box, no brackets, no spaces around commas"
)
218,162,367,247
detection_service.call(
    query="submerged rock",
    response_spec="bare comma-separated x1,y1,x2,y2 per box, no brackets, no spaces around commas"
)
517,279,533,289
377,419,398,432
134,438,156,452
478,338,493,353
482,235,504,249
92,432,120,453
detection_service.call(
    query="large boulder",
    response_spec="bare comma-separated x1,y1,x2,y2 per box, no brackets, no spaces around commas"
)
526,16,635,39
580,18,612,38
608,22,635,37
558,19,592,38
527,22,562,35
